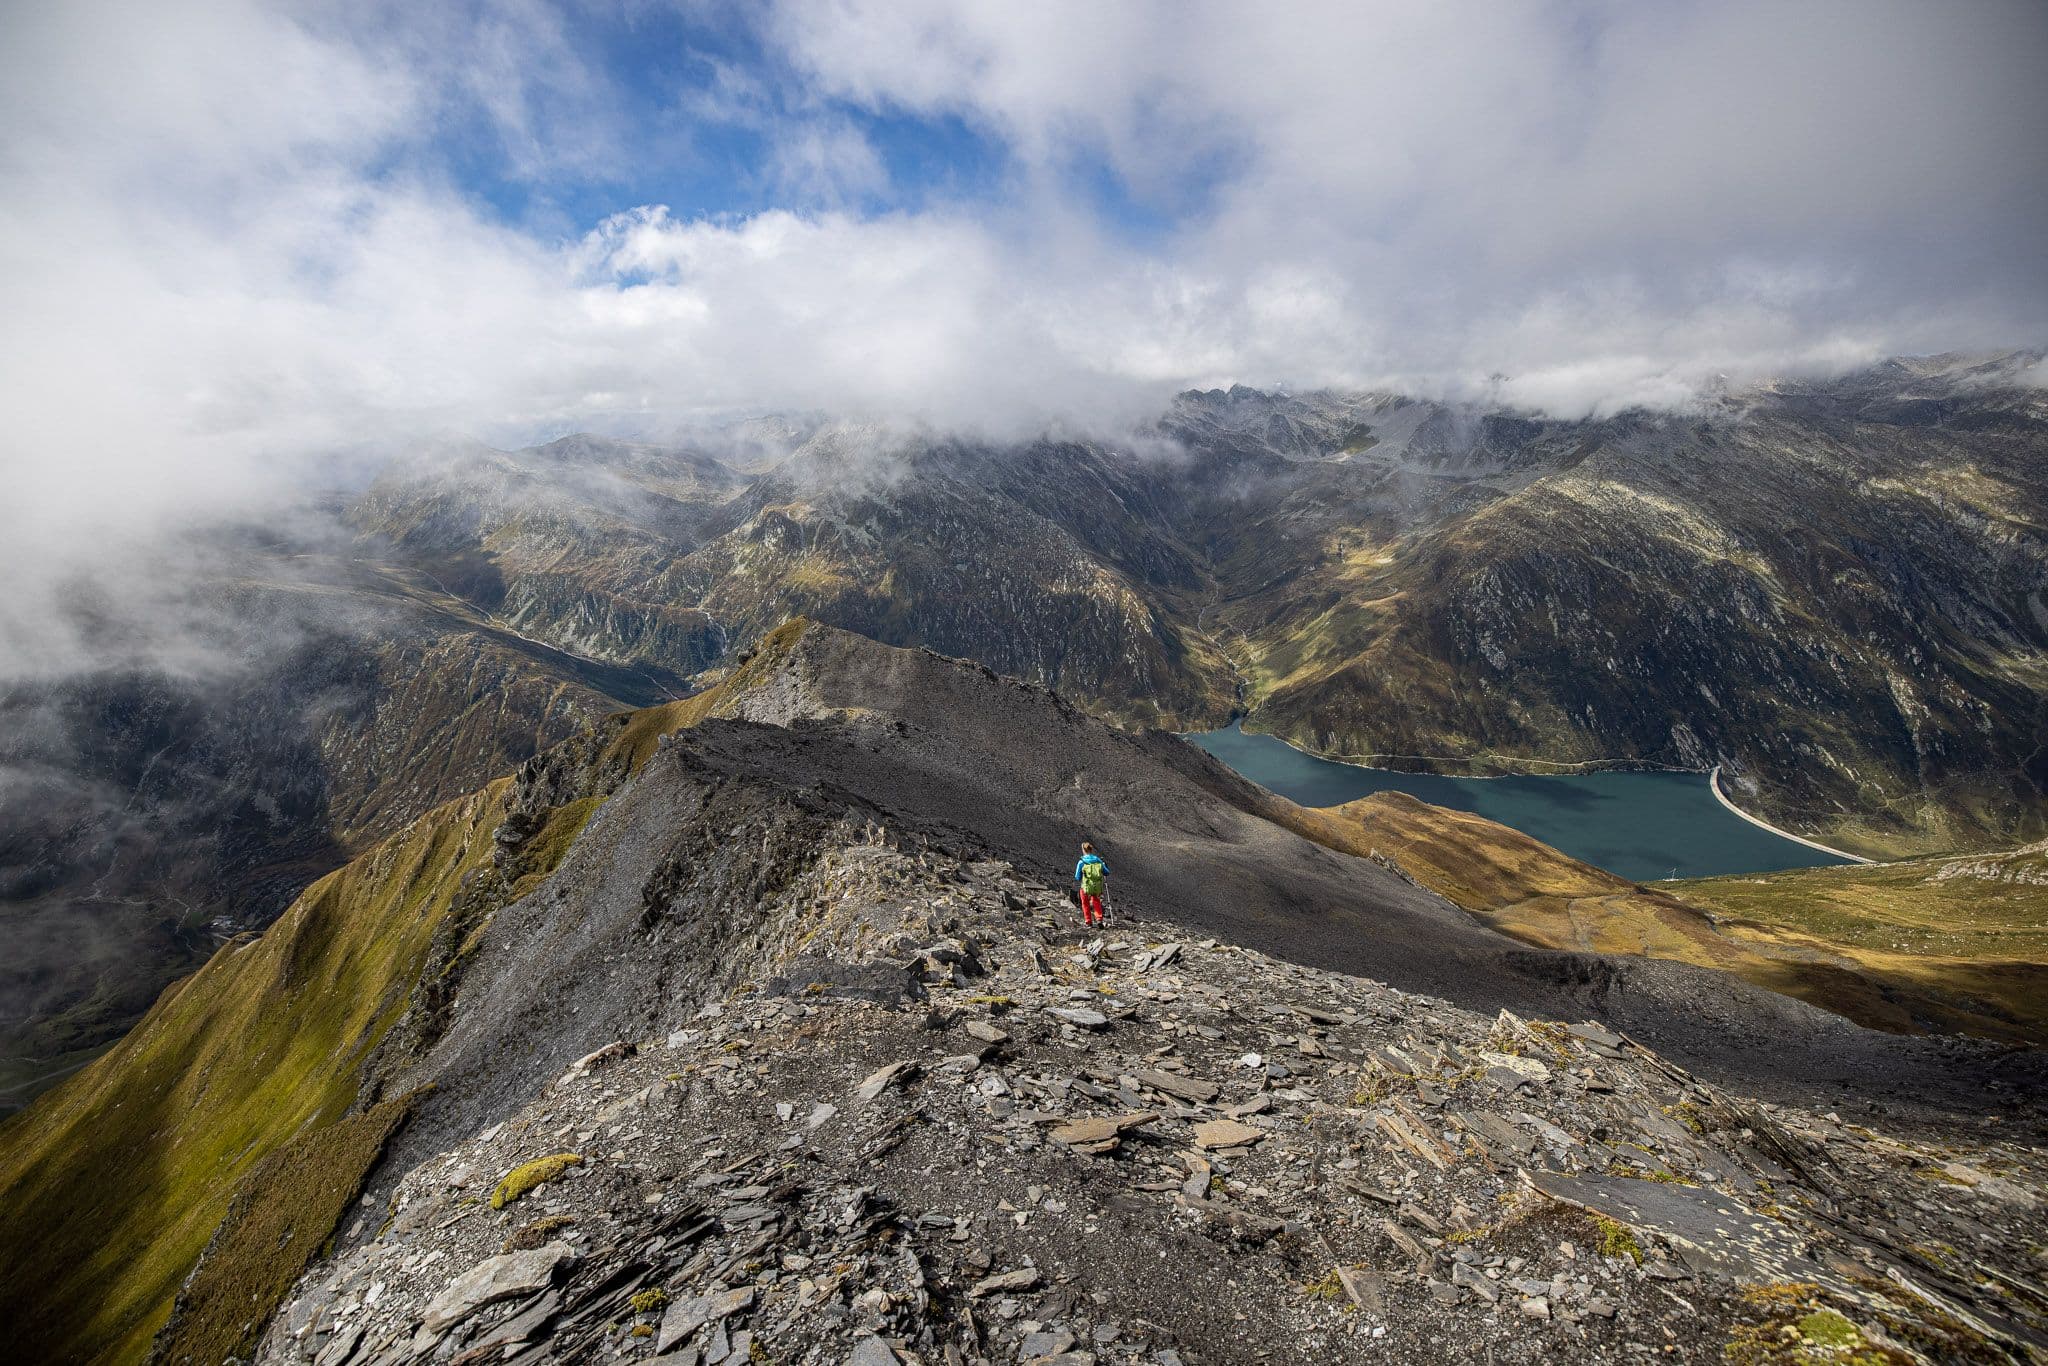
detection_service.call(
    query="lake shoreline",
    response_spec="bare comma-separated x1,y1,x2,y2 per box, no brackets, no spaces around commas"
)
1188,720,1856,881
1707,766,1874,865
1193,718,1698,782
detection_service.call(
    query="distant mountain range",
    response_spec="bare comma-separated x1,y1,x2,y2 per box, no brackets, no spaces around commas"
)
352,350,2048,861
3,352,2043,1110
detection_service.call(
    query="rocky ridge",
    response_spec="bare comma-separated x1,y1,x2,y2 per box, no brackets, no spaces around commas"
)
12,623,2044,1365
254,836,2048,1366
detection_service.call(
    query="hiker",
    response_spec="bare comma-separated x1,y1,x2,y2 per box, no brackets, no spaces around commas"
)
1074,841,1109,927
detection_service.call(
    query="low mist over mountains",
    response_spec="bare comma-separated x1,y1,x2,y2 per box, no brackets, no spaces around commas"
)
352,351,2048,858
3,354,2043,1116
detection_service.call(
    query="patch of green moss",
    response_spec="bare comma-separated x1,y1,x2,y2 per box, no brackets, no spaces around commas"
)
1301,1270,1345,1301
629,1288,670,1314
1667,1102,1710,1136
1795,1310,1861,1348
1913,1165,1973,1186
505,796,603,898
1608,1163,1698,1187
1740,1282,1822,1310
1349,1066,1393,1106
1593,1214,1642,1263
491,1153,584,1210
1727,1283,1916,1366
1844,1275,2008,1364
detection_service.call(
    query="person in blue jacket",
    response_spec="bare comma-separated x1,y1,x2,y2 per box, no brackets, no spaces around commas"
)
1073,841,1109,927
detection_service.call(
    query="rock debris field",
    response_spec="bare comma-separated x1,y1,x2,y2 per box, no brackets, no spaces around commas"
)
260,838,2048,1366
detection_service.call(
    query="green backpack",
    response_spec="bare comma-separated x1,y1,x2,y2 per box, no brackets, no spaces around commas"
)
1080,858,1107,895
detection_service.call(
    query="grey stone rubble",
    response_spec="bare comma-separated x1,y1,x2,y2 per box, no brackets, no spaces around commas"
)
257,837,2048,1365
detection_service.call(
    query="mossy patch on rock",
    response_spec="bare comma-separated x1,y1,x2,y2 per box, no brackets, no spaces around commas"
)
504,1214,578,1252
1726,1283,1917,1366
1593,1213,1642,1263
491,1153,585,1209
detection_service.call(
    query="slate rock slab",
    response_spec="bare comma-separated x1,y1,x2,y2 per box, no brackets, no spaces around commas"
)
764,954,926,1007
421,1242,572,1332
856,1060,919,1101
1190,1119,1266,1150
656,1286,757,1353
1531,1171,1829,1287
1130,1068,1220,1103
969,1267,1042,1297
1050,1111,1156,1149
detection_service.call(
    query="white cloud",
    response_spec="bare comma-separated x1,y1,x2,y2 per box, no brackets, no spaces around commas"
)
1,0,2043,676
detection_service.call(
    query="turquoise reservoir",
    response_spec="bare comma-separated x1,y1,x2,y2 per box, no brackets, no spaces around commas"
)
1187,721,1851,882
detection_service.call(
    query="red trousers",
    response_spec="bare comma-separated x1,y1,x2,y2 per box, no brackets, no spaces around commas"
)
1079,891,1105,925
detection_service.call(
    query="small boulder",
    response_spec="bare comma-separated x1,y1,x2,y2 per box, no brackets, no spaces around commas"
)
845,1335,899,1366
655,1286,756,1354
969,1267,1041,1297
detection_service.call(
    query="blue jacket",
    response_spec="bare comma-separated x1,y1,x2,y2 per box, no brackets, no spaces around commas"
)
1074,853,1108,888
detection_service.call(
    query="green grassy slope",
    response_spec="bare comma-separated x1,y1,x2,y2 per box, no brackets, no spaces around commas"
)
0,622,818,1364
1271,791,2048,1044
1673,842,2048,1041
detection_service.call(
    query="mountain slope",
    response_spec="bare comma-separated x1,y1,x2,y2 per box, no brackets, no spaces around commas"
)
6,623,2039,1364
350,430,1233,729
255,851,2048,1366
1672,840,2048,1040
344,356,2048,861
0,626,813,1364
0,551,667,1113
1169,356,2048,859
1279,792,2048,1043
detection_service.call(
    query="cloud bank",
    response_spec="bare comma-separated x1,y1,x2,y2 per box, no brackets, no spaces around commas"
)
1,0,2044,674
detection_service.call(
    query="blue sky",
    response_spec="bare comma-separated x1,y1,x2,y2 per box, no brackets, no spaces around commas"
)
432,3,1237,251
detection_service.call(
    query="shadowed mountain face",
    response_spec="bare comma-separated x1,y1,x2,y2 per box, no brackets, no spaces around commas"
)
349,354,2048,860
6,623,2040,1365
0,550,674,1111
